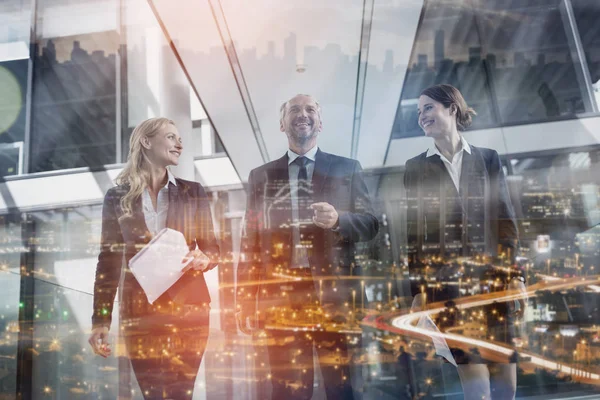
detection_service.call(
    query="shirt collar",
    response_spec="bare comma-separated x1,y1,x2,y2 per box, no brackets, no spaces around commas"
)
426,135,471,159
166,169,177,187
287,146,318,165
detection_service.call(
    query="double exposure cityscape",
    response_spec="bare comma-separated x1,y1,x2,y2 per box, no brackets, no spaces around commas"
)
0,0,599,399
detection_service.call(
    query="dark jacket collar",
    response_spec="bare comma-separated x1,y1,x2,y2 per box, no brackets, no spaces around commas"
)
313,148,332,195
274,148,332,195
421,146,478,199
122,180,184,244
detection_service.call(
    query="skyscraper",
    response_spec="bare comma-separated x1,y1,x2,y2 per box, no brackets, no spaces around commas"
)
469,46,482,65
417,54,428,70
383,49,394,75
284,32,296,67
434,29,445,67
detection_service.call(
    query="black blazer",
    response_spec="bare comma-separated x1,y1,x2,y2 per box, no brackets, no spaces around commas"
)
92,178,220,329
237,149,379,309
404,145,518,275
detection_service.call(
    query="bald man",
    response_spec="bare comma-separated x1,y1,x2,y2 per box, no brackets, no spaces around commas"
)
237,94,379,399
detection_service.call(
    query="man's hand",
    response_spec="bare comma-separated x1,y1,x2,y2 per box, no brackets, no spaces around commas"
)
310,202,339,229
181,248,211,273
236,304,258,335
88,326,111,358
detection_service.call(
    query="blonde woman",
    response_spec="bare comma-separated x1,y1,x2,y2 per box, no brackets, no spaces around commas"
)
88,117,219,399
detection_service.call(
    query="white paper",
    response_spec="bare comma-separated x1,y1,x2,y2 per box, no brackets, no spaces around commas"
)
128,228,192,304
417,314,458,367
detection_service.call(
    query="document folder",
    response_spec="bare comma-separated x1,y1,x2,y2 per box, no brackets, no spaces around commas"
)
128,228,193,304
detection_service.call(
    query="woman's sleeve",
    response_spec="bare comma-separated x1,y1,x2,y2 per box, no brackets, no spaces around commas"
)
404,160,419,264
92,189,125,329
195,184,220,270
489,150,519,257
404,160,422,298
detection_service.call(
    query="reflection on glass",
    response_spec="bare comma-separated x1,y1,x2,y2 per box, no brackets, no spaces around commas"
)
394,0,595,139
0,0,598,399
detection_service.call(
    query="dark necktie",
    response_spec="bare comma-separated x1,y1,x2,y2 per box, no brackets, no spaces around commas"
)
295,156,312,221
292,156,312,268
296,156,308,181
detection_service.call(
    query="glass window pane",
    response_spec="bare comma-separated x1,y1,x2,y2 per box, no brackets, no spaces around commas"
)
0,0,31,177
27,206,123,398
394,0,497,139
394,0,595,139
0,215,22,398
572,0,600,107
479,0,590,123
29,0,119,173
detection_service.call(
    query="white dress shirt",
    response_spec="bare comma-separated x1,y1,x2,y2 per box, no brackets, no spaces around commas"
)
287,145,318,268
426,135,471,192
142,170,177,236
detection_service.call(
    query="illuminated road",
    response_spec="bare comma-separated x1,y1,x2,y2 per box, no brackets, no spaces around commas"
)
234,267,600,382
365,275,600,383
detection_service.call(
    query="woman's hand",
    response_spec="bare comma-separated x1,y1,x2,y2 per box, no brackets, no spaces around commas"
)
88,326,111,358
236,303,258,335
181,248,211,273
508,278,527,319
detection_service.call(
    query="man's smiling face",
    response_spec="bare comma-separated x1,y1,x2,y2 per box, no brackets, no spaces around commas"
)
280,95,322,145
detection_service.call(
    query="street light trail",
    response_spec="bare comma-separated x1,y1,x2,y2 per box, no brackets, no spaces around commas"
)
381,276,600,382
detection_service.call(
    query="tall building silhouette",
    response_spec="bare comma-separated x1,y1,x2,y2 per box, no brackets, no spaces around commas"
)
514,51,526,67
267,40,275,59
417,54,428,70
284,32,296,67
383,49,394,75
468,46,482,65
537,53,546,66
434,29,445,67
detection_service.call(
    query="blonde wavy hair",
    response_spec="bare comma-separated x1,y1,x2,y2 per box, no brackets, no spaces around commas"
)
116,117,175,220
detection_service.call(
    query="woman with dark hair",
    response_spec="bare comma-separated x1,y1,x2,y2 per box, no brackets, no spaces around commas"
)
88,117,220,399
404,84,523,400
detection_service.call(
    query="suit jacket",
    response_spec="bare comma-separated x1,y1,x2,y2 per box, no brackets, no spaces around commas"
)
237,149,379,311
92,178,220,329
404,145,518,296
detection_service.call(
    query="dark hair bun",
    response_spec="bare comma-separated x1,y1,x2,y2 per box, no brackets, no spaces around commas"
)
421,84,477,131
456,106,477,131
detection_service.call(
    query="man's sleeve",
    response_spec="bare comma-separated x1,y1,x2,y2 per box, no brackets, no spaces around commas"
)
337,160,379,242
236,170,263,309
195,183,220,270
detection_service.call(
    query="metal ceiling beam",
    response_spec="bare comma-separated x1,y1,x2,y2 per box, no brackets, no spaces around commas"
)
351,0,375,159
207,0,269,163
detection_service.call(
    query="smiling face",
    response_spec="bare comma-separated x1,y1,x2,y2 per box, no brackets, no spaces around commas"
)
280,95,322,147
141,123,183,167
418,94,457,139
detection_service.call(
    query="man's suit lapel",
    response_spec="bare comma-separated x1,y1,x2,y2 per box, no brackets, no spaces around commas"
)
312,149,331,199
269,153,290,185
267,154,292,227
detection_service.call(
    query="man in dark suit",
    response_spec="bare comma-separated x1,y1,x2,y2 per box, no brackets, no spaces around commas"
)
236,94,379,399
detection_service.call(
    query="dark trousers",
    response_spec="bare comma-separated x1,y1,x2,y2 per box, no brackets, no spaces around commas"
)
120,304,210,400
266,328,353,400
